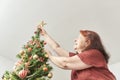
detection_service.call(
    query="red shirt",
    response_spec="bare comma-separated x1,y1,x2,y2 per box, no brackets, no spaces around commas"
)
69,49,116,80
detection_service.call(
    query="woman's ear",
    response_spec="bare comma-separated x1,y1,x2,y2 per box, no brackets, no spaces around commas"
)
85,39,91,47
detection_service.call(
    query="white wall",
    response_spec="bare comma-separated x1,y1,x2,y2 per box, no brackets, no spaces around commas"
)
109,62,120,80
0,0,120,80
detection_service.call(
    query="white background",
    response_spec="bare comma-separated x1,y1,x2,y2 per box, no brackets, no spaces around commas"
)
0,0,120,80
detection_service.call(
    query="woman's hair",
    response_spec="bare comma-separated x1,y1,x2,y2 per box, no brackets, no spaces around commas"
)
80,30,109,63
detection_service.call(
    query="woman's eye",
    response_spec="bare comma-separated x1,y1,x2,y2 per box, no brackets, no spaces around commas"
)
74,39,77,42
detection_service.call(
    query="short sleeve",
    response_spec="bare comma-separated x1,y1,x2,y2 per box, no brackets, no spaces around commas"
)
69,52,76,57
77,49,107,68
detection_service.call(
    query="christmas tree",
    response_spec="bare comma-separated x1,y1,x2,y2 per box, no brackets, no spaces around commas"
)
2,21,53,80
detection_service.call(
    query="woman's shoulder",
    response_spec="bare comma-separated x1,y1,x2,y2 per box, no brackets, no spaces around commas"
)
83,49,101,54
78,49,107,67
85,49,99,52
81,49,104,59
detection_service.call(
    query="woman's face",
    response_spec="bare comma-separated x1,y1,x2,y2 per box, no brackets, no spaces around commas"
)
74,33,87,53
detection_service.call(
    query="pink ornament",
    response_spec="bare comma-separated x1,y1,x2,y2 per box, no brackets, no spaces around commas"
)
39,57,44,62
43,41,47,45
18,70,28,79
29,56,33,60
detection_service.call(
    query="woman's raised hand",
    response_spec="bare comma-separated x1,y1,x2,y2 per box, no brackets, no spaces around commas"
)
37,21,47,36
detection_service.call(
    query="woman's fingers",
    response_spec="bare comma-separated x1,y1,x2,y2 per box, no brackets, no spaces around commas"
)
36,24,46,35
45,49,52,57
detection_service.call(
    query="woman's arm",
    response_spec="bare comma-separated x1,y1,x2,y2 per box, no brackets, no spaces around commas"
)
44,34,69,57
38,26,69,57
46,50,92,70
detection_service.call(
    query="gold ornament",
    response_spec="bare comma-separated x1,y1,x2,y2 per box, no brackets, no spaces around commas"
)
25,62,30,67
48,72,53,78
19,50,24,55
33,54,39,59
45,54,49,58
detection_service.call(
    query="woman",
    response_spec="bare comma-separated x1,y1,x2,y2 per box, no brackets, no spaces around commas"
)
39,26,116,80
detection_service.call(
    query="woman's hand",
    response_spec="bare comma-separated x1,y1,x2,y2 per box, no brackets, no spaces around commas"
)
45,49,52,58
37,24,47,36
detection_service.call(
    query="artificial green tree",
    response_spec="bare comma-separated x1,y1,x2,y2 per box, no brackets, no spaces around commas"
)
2,21,53,80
